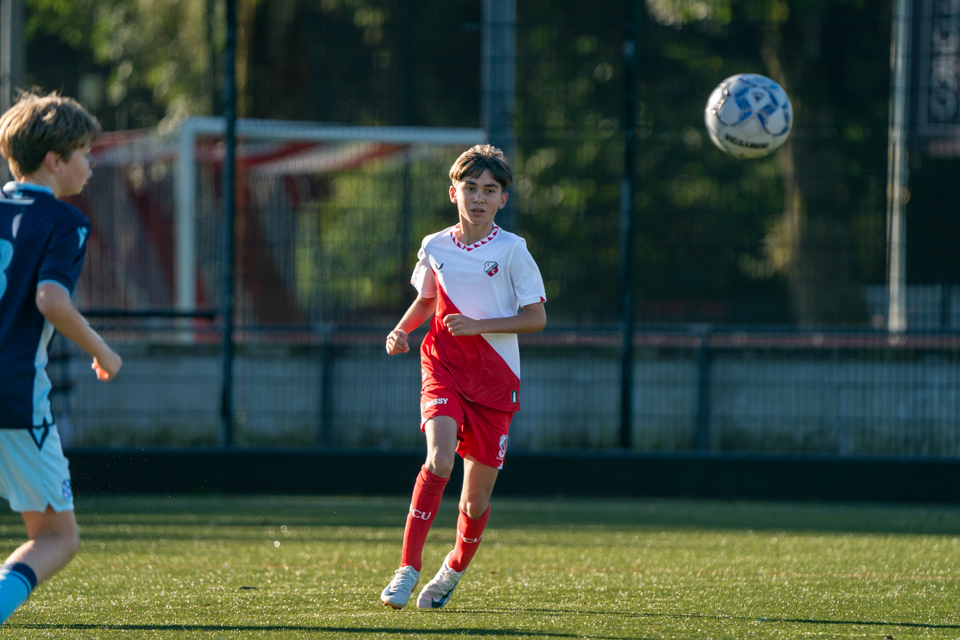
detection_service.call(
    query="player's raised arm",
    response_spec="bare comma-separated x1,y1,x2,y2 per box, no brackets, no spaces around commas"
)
386,294,438,354
36,283,122,380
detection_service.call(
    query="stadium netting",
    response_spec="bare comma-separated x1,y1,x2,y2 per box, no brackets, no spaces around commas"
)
71,117,485,336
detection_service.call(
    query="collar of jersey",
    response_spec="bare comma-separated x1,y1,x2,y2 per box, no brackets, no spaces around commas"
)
4,181,54,197
449,224,499,252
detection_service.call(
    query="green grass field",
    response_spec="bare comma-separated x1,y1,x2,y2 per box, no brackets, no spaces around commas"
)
2,495,960,639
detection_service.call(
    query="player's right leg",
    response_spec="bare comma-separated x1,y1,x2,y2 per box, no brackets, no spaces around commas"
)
0,426,77,624
381,414,458,609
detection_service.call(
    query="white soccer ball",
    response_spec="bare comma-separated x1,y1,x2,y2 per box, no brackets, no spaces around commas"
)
704,73,792,159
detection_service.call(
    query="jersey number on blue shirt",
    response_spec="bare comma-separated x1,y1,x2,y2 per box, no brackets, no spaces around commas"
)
0,239,13,301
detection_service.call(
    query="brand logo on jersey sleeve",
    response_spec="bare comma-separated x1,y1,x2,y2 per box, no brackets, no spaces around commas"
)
78,227,89,249
484,261,499,277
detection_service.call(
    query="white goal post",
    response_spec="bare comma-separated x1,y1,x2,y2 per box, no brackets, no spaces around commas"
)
174,116,486,313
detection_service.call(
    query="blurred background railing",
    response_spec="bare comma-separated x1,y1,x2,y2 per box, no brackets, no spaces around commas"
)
11,0,960,456
49,324,960,456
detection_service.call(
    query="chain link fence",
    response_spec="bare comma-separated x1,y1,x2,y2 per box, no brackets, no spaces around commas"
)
41,1,960,456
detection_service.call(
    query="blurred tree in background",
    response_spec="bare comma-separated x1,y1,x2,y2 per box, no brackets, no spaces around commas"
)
18,0,936,328
240,0,479,126
635,0,890,326
26,0,223,131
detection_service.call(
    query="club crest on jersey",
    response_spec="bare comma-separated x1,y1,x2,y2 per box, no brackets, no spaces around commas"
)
484,261,499,277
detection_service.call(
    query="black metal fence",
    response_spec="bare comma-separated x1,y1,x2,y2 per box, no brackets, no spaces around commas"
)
48,322,960,457
31,1,960,456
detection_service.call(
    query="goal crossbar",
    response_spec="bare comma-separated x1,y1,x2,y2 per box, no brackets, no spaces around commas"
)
175,116,486,312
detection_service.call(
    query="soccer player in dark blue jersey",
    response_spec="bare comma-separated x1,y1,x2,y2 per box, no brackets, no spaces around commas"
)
0,92,122,624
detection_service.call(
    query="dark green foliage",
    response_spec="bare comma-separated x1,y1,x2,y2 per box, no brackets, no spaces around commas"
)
26,0,953,328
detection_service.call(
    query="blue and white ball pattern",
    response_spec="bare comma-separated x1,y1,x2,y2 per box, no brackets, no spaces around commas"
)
704,73,793,159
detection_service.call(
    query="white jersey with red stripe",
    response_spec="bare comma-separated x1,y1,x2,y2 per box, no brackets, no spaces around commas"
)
411,223,546,412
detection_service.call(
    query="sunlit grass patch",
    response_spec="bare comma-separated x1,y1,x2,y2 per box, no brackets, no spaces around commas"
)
2,496,959,639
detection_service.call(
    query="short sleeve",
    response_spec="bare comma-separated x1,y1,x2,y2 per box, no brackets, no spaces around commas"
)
410,242,438,298
510,239,546,307
38,219,89,294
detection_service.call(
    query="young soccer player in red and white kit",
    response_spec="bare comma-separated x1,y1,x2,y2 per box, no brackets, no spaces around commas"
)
380,144,546,609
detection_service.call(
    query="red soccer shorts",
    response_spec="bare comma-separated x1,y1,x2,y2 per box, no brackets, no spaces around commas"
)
420,384,514,470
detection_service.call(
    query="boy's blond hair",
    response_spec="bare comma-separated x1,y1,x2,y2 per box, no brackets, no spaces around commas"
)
0,91,101,180
449,144,513,189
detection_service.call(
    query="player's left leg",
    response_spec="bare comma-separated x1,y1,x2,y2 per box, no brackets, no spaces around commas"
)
417,456,498,609
0,507,78,624
10,508,80,582
451,456,497,571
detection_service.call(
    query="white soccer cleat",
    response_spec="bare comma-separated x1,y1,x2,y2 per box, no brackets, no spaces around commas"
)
380,565,419,609
416,554,464,609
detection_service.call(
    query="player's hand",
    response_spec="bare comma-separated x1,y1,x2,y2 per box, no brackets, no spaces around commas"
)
443,313,482,337
386,329,410,354
92,350,122,381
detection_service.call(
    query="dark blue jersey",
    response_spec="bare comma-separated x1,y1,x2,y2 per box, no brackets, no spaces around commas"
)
0,182,90,429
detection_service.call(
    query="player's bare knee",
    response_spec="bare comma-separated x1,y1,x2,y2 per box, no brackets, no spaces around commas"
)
35,525,80,559
62,528,80,559
426,454,454,478
40,517,80,559
459,500,488,520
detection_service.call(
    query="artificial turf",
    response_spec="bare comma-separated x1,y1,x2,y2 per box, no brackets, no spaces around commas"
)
1,495,960,639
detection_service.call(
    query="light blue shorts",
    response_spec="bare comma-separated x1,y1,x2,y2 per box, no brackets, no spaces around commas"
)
0,426,73,513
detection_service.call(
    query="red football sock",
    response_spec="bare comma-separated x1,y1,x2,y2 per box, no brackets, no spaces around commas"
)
400,465,449,572
448,505,490,572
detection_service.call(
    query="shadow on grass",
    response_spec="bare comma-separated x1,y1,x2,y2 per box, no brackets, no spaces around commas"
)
465,608,960,630
13,624,620,638
761,616,960,629
17,612,960,637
